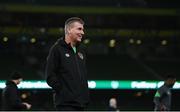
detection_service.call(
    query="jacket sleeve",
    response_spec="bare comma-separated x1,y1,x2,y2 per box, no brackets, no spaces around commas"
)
45,44,62,92
7,87,27,110
154,87,165,107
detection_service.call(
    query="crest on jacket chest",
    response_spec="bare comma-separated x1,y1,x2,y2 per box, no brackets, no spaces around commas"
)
78,52,83,60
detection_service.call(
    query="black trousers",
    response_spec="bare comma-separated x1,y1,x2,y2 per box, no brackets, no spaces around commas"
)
56,105,85,111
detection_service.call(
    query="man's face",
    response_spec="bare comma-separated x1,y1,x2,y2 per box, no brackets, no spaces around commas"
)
167,78,176,88
17,78,23,85
68,22,84,43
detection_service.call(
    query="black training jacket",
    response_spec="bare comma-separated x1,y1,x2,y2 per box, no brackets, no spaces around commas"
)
1,81,27,110
154,84,171,111
45,38,89,108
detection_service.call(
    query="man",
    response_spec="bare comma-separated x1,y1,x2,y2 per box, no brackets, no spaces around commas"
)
1,71,31,110
46,17,89,110
153,74,176,111
108,98,119,111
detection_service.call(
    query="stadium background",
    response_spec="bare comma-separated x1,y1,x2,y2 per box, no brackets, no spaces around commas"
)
0,0,180,110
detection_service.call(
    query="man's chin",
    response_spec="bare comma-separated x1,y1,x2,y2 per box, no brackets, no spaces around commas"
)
77,39,82,42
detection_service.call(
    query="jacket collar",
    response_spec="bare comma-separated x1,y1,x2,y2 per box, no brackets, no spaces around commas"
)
58,37,80,51
5,80,17,87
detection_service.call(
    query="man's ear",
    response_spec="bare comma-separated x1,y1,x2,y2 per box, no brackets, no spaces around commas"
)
67,27,71,34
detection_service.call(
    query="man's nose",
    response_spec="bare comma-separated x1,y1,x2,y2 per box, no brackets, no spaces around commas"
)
81,30,84,35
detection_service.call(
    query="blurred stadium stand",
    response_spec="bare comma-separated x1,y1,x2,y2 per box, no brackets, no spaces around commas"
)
0,0,179,8
0,36,180,80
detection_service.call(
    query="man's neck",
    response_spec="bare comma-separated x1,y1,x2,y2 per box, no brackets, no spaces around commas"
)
12,80,17,85
65,36,76,47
